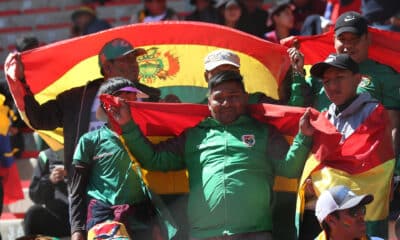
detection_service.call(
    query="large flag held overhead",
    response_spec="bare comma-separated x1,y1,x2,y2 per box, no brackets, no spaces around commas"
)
5,21,291,149
282,27,400,73
296,105,395,237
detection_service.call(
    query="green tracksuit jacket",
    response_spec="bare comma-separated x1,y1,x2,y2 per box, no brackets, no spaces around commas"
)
122,115,311,239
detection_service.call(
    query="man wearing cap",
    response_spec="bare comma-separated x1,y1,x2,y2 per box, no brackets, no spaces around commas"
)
70,77,157,240
201,49,279,104
15,38,160,179
297,53,394,239
288,11,400,173
315,185,383,240
70,6,111,37
109,70,313,240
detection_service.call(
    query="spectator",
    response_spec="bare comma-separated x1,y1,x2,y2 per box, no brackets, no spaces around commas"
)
315,185,383,240
0,93,16,240
185,0,220,24
300,14,332,36
288,11,399,175
361,0,400,30
239,0,269,38
200,49,279,104
24,149,69,238
70,77,162,240
70,6,111,37
265,1,299,43
297,53,394,239
290,0,326,31
10,38,160,180
215,0,251,34
109,70,312,239
132,0,179,23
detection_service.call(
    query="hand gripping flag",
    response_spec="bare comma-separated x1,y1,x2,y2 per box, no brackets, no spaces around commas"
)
296,105,395,237
282,27,400,73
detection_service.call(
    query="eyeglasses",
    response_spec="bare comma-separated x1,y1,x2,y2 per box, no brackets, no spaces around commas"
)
347,205,366,218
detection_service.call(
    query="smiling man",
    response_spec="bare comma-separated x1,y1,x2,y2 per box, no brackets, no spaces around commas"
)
111,70,312,239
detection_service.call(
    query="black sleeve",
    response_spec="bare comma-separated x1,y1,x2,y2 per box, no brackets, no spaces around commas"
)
24,92,63,130
69,163,90,234
29,154,54,204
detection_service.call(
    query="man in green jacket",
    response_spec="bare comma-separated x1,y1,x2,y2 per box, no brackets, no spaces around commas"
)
110,70,312,239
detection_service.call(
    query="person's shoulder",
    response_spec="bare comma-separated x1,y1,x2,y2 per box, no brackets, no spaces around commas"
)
361,59,398,74
59,78,103,97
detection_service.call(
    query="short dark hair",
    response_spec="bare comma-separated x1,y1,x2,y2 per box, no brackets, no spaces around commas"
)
16,35,39,52
321,211,340,236
208,70,245,92
99,77,136,96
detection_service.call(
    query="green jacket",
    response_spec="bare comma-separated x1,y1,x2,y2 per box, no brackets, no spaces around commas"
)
122,115,311,239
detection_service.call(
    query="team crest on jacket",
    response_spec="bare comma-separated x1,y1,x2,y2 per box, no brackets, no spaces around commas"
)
242,134,256,147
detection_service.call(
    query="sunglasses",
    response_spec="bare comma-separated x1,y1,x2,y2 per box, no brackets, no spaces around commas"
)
347,205,366,218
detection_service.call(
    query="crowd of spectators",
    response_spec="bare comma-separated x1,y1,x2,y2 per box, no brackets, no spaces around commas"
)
1,0,400,239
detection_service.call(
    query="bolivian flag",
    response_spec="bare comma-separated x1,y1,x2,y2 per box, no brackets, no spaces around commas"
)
282,27,400,73
5,21,290,150
297,105,395,237
4,22,291,194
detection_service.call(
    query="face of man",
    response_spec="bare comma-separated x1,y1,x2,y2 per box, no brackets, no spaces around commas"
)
204,64,240,82
273,7,294,29
328,205,367,239
224,4,242,24
105,52,140,82
321,67,361,106
334,32,370,63
208,80,248,125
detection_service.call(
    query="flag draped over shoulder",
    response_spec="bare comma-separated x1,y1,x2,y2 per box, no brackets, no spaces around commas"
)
4,21,290,149
297,105,395,236
100,94,306,193
282,27,400,73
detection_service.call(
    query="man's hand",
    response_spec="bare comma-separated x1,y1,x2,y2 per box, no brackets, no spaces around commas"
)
287,47,305,74
108,98,132,126
300,108,315,136
71,231,85,240
49,165,66,184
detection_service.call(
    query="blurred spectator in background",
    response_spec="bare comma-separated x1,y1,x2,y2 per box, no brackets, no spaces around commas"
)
70,6,111,37
215,0,251,34
81,0,110,5
361,0,400,32
265,1,299,43
290,0,326,31
132,0,179,23
323,0,361,24
240,0,269,38
24,149,69,238
185,0,220,23
300,14,332,35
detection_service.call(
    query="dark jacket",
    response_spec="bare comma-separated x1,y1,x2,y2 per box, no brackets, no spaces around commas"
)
24,78,160,177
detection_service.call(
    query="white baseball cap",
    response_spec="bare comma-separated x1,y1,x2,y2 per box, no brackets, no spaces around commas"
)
204,49,240,71
315,185,373,224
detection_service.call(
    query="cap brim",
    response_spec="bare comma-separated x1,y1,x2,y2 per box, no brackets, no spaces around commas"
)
114,87,149,99
310,62,349,79
335,26,363,36
205,60,240,71
338,194,374,210
123,48,147,57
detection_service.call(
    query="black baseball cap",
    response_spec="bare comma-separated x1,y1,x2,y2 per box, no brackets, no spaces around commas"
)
310,53,359,79
335,11,368,36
